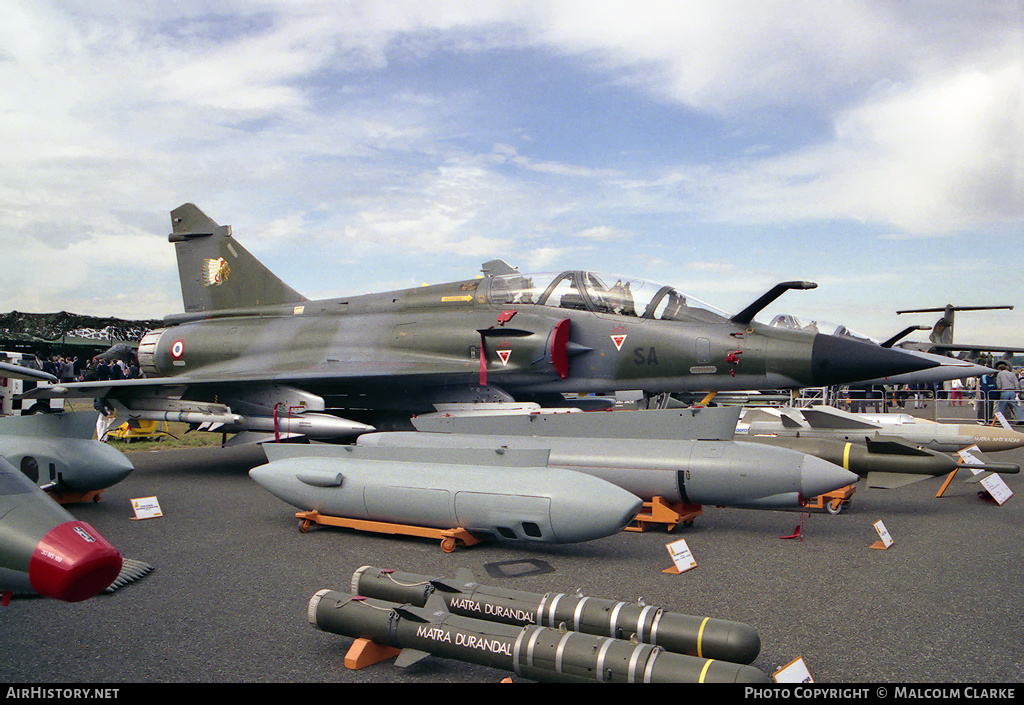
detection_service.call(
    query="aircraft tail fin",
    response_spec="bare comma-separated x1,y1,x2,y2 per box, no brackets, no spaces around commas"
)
168,203,307,313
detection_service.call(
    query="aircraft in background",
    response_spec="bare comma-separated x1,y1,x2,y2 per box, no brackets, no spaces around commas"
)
22,204,938,438
894,304,1024,363
767,314,994,386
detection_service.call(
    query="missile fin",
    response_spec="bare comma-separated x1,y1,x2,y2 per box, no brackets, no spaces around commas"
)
800,407,880,430
866,438,935,457
394,648,432,668
394,603,437,623
779,414,803,429
429,577,468,594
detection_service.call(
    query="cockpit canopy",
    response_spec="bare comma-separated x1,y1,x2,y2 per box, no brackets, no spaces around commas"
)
769,314,875,343
487,271,729,324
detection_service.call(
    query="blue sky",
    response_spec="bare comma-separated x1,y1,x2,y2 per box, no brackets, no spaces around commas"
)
1,1,1022,346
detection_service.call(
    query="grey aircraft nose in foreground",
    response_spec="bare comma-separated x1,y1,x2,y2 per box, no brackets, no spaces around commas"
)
19,203,940,438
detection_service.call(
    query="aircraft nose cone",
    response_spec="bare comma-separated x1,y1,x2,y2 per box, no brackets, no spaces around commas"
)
800,454,858,499
28,521,122,602
810,334,938,386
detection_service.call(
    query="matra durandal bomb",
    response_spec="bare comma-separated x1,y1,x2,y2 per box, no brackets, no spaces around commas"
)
350,565,761,664
308,589,769,683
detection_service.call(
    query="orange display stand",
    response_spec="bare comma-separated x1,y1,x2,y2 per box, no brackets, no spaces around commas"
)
624,496,702,532
344,638,401,669
294,510,483,552
803,484,856,515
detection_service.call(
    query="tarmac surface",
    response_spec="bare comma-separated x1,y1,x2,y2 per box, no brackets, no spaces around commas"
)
2,408,1022,686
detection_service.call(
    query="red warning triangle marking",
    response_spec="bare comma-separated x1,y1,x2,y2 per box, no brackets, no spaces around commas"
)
610,334,627,351
497,349,512,365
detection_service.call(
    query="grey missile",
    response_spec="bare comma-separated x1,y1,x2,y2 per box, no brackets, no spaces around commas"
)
308,589,770,683
0,412,134,494
739,405,1024,453
741,435,1018,489
357,431,858,510
118,408,374,439
350,565,761,664
249,444,642,544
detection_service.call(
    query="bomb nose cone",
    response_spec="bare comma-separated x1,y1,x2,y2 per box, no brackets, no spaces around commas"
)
28,521,122,602
550,481,643,542
811,334,938,386
800,454,858,499
66,442,135,492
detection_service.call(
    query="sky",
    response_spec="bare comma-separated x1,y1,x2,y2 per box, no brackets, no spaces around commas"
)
1,1,1022,347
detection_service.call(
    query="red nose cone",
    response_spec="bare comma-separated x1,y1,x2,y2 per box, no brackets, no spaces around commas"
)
28,521,122,602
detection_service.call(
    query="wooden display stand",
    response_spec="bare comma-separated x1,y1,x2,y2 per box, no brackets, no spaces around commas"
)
47,489,103,505
624,496,702,532
935,468,959,498
294,510,483,553
345,638,401,670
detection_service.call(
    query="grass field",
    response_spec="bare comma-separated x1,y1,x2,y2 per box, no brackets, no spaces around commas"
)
60,400,227,453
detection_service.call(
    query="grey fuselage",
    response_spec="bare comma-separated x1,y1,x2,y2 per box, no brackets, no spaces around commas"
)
357,431,857,509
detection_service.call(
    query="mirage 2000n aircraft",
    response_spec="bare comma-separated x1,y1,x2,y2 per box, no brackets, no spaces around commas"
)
23,204,939,438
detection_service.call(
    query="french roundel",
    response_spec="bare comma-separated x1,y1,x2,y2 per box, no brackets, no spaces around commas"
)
171,339,185,359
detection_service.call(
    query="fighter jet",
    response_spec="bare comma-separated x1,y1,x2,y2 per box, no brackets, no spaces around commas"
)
894,304,1024,363
22,204,939,437
0,361,56,384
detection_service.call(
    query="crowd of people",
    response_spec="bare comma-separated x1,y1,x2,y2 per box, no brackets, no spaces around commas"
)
839,362,1024,423
37,354,143,382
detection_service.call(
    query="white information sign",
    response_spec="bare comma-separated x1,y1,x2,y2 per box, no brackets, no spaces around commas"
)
664,538,697,574
872,520,893,548
773,656,814,683
957,446,1014,505
994,411,1013,431
131,496,163,520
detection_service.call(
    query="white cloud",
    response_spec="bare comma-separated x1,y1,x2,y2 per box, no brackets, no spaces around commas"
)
572,226,629,241
695,62,1024,233
0,0,1021,329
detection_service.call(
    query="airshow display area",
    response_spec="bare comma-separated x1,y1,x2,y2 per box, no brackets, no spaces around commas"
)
1,205,1022,688
3,438,1022,686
